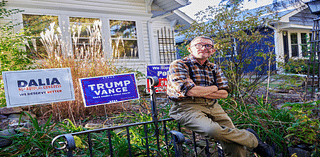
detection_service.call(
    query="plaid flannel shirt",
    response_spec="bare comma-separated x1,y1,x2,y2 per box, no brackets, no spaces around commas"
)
167,55,229,100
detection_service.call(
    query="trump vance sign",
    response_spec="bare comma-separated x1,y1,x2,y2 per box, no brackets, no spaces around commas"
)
2,68,75,107
79,73,139,107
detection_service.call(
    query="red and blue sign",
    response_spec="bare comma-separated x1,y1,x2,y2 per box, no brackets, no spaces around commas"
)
79,73,139,107
147,64,169,93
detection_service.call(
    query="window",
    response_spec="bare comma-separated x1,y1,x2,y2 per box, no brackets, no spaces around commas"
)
70,17,102,58
22,14,59,57
288,32,311,58
22,16,141,60
301,33,308,57
290,33,298,57
110,20,138,59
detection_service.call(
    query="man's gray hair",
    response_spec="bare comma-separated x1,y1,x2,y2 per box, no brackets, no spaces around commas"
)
189,36,214,46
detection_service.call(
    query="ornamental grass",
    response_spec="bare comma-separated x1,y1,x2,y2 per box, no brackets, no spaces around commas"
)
32,21,135,123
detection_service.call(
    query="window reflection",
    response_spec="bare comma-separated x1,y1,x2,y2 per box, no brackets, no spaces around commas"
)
23,14,59,58
110,20,138,59
301,33,308,57
290,33,298,57
70,17,102,59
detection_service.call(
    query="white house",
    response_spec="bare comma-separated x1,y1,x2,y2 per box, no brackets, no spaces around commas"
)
4,0,194,84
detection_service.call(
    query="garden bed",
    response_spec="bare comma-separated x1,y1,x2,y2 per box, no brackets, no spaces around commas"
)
0,80,319,156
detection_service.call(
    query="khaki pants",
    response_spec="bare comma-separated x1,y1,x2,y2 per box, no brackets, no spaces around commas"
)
169,98,258,157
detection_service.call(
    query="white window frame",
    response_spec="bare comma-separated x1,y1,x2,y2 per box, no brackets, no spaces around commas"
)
104,17,144,61
20,12,145,61
288,31,311,59
109,19,139,59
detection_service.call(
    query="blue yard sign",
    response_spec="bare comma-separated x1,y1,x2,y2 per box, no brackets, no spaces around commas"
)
146,64,169,93
79,73,139,107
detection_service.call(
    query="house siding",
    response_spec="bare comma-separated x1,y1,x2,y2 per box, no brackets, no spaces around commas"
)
153,19,173,31
147,18,176,64
289,8,316,27
152,19,177,64
7,0,149,16
216,28,276,75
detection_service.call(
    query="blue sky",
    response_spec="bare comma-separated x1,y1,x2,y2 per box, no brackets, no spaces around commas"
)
179,0,274,19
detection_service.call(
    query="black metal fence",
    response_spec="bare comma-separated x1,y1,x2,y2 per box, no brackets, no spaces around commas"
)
52,118,179,156
51,77,224,157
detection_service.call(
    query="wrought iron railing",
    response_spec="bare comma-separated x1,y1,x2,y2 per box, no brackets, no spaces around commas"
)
157,27,177,64
52,118,179,156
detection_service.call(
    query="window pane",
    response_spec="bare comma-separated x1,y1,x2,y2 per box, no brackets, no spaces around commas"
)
110,20,138,59
110,20,137,38
291,45,298,57
290,33,298,57
302,45,308,57
23,14,59,36
70,17,102,59
290,33,297,44
310,33,313,41
22,14,59,57
112,39,138,58
301,33,308,57
301,33,307,44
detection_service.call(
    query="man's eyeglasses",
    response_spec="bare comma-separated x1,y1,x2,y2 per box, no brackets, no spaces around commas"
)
192,44,214,49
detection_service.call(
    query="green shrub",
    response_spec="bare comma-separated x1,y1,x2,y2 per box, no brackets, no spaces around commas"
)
221,97,320,155
178,2,277,100
221,97,292,155
0,112,63,156
283,59,310,74
283,102,320,147
0,2,34,107
177,43,190,58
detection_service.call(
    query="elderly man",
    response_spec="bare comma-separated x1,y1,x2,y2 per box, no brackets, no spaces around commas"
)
166,36,274,157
